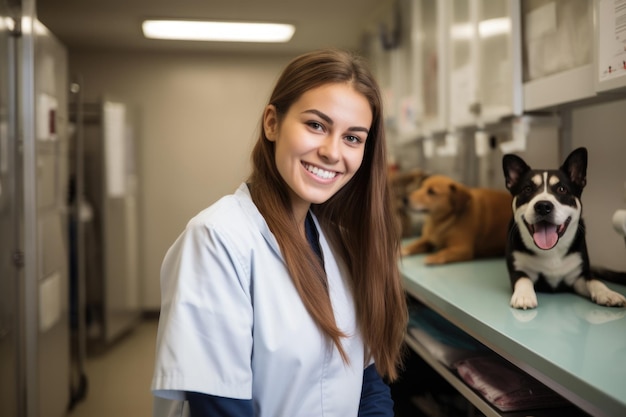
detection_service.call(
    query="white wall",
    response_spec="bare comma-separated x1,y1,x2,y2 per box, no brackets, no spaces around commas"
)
69,51,294,309
571,98,626,272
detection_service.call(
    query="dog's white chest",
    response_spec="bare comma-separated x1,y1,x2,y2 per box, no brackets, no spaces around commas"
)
512,251,583,287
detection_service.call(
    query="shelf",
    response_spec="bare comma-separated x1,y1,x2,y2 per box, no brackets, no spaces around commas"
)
400,253,626,417
404,334,584,417
523,65,595,111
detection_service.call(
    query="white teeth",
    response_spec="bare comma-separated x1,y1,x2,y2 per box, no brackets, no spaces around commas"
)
304,163,337,179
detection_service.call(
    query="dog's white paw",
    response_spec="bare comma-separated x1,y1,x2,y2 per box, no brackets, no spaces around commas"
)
587,280,626,307
511,278,538,309
510,292,538,309
591,291,626,307
591,289,626,307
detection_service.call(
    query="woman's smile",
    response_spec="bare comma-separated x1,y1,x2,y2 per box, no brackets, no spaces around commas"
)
302,162,340,181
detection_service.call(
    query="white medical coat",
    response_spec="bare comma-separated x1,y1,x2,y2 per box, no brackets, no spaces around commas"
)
151,183,366,417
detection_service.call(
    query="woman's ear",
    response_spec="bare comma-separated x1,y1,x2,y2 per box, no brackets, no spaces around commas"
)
263,104,278,142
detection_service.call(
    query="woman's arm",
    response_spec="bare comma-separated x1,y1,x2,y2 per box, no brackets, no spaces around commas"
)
358,363,394,417
186,392,253,417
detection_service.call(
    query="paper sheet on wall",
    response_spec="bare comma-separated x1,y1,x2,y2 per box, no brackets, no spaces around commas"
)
36,93,58,141
598,0,626,82
103,102,127,197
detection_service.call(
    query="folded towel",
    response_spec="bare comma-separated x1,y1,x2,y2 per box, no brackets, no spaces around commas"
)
408,304,491,367
455,356,570,412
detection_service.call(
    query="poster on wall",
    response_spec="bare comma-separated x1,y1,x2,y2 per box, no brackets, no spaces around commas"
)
103,101,127,197
597,0,626,91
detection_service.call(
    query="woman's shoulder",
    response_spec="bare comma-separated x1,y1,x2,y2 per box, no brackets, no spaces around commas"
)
188,184,247,223
185,183,267,245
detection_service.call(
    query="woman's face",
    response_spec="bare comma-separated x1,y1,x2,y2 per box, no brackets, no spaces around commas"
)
264,82,372,221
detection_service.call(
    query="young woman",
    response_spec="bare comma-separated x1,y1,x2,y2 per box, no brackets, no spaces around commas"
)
151,48,408,417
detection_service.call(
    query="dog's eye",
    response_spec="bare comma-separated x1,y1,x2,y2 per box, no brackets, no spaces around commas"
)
557,185,567,194
522,185,533,194
427,187,436,196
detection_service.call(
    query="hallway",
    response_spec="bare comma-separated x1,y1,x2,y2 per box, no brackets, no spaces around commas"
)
68,320,158,417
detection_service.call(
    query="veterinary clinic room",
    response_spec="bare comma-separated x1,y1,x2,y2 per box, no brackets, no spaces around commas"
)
3,0,626,416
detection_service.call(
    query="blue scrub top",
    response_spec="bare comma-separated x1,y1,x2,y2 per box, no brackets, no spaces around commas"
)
151,183,366,417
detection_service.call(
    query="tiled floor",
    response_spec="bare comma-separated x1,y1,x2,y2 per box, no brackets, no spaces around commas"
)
68,319,158,417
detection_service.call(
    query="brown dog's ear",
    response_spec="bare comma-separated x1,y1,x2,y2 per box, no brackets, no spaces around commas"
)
449,183,471,213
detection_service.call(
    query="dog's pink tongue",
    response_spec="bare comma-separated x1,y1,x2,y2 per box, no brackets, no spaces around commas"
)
533,222,558,250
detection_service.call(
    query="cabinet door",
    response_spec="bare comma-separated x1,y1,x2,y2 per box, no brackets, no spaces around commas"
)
448,0,477,129
476,0,522,124
448,0,523,128
522,0,595,110
394,0,422,143
418,0,449,135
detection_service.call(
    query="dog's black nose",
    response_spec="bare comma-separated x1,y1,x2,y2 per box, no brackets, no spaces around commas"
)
534,200,553,216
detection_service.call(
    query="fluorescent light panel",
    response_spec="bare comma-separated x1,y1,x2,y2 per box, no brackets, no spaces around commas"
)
142,20,295,43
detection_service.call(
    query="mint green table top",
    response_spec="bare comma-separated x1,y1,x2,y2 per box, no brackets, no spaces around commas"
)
400,253,626,417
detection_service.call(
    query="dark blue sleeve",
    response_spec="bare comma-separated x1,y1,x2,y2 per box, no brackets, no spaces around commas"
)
185,391,254,417
358,363,394,417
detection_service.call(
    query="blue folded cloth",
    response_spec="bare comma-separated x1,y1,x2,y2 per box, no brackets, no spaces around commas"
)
407,303,491,367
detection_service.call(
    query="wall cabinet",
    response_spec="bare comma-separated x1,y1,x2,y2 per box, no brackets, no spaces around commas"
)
521,0,596,111
368,0,625,140
447,0,523,129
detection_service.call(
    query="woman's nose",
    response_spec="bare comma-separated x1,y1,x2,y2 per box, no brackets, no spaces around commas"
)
318,135,340,163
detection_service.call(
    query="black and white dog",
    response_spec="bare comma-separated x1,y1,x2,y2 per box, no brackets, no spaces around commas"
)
502,147,626,309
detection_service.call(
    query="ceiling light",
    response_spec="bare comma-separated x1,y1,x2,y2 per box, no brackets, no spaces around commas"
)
142,20,295,43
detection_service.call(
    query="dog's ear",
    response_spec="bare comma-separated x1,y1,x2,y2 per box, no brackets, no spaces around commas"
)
560,147,587,190
449,183,471,213
502,154,530,193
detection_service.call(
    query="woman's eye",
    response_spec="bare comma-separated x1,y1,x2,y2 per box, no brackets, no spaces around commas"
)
345,135,362,144
307,121,324,131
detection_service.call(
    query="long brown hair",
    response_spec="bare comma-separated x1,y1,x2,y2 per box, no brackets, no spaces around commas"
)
248,48,407,380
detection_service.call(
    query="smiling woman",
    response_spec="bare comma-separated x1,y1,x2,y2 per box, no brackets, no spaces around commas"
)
151,48,408,417
263,82,371,220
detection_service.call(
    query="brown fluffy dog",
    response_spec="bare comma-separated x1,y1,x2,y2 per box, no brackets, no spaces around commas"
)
402,175,512,265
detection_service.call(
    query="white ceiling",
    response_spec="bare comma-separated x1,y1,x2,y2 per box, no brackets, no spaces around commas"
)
36,0,393,55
